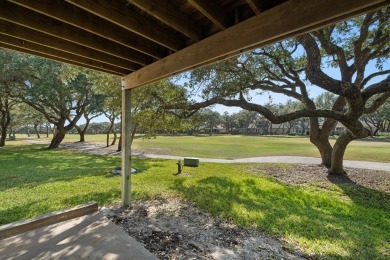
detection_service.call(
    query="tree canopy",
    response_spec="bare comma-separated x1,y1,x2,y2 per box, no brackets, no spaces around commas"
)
166,9,390,174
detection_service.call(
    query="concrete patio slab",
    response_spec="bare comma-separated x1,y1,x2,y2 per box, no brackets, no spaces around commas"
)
0,212,157,260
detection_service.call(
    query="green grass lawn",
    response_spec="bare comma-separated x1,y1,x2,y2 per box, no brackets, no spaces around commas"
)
0,145,389,259
133,135,390,163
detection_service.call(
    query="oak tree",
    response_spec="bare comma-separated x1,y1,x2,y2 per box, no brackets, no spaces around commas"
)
167,9,390,174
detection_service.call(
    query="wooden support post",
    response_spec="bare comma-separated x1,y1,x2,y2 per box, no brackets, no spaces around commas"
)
121,79,131,207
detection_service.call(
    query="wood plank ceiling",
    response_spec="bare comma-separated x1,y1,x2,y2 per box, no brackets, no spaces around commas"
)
0,0,389,87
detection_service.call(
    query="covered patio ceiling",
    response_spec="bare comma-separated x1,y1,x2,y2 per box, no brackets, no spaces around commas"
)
1,0,389,89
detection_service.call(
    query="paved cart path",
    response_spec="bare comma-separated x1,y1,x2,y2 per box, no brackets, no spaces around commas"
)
142,154,390,172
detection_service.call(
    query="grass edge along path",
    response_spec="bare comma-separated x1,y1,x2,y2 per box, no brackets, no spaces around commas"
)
0,145,389,259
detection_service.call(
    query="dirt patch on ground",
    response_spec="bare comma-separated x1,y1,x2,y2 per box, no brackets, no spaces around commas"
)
105,199,305,260
247,164,390,193
59,142,148,157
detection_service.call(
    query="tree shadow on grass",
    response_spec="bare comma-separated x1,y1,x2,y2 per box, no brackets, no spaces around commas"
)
0,145,153,192
61,189,121,206
0,190,122,225
0,147,117,191
0,201,51,226
131,158,156,173
327,173,390,212
171,175,389,259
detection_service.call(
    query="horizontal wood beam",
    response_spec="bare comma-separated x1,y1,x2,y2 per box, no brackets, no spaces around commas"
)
0,203,98,240
124,0,390,89
0,42,123,76
0,1,152,66
246,0,263,15
0,20,140,71
0,34,129,75
65,0,183,52
128,0,203,42
188,0,228,30
9,0,166,59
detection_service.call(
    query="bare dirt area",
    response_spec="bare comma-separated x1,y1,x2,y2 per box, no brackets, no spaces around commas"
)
105,198,305,260
247,164,390,193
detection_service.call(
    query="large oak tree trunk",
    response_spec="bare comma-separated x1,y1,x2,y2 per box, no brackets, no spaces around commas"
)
48,130,65,149
47,115,82,149
111,131,117,146
0,126,7,147
34,124,40,139
309,97,347,169
329,122,370,175
73,125,83,142
73,124,87,142
79,131,85,142
117,133,122,152
79,118,91,142
106,115,116,146
117,124,136,152
329,132,354,175
0,109,11,147
308,116,337,168
310,135,333,168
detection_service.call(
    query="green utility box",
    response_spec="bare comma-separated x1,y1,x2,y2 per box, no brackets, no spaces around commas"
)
184,157,200,167
9,136,16,141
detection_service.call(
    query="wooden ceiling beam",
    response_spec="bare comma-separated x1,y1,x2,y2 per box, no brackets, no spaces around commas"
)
65,0,183,52
188,0,228,30
0,20,141,71
246,0,263,15
128,0,203,42
0,42,123,76
0,34,130,75
124,0,389,89
0,1,152,66
9,0,166,59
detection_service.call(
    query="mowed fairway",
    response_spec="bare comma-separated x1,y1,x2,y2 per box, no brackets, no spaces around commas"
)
132,135,390,163
134,135,318,158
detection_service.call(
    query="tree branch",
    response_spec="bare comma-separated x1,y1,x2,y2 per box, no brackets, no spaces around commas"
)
362,75,390,99
362,70,390,87
312,29,351,81
364,92,390,114
297,34,354,97
164,96,345,124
